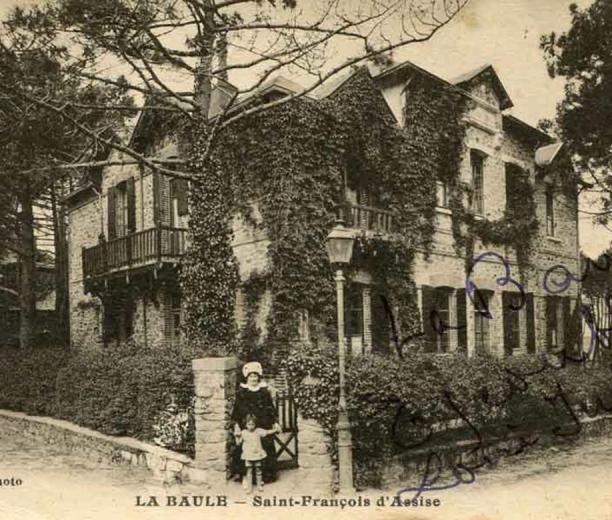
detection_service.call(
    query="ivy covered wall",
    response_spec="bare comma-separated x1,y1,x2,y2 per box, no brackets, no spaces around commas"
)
180,68,452,362
178,64,573,363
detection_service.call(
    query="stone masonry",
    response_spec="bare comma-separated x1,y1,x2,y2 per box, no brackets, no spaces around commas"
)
297,414,335,495
192,357,238,484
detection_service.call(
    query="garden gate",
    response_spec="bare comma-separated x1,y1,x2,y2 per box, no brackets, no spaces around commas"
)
273,391,298,469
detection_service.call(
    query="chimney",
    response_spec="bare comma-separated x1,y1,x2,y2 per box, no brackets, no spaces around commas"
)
208,80,238,119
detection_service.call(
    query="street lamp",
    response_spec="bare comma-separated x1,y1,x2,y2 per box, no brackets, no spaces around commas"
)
326,219,355,494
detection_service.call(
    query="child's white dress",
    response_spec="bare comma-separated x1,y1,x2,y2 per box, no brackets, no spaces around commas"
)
240,428,268,461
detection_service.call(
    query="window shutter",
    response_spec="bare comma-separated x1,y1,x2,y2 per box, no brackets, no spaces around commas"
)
526,293,535,354
456,289,467,354
371,291,391,354
127,177,136,233
563,297,578,356
159,175,171,225
177,179,189,216
421,285,436,353
107,186,116,240
502,291,512,356
153,171,160,225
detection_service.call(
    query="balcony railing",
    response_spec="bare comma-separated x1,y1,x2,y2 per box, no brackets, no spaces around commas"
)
83,226,187,280
337,203,395,234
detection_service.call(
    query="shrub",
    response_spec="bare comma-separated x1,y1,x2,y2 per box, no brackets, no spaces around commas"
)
284,344,612,487
0,347,68,415
55,341,195,453
0,341,195,455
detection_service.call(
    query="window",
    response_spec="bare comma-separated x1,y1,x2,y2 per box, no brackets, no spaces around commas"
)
345,284,364,337
505,164,526,213
432,287,451,353
422,286,454,353
170,178,189,226
473,289,492,355
546,185,555,236
102,296,134,347
546,295,560,351
436,181,449,208
107,179,136,239
470,150,485,215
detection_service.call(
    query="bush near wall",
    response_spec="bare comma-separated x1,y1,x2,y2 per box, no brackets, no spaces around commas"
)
0,347,68,415
284,344,612,487
0,342,195,455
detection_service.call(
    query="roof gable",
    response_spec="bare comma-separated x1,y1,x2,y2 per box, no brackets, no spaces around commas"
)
450,64,513,110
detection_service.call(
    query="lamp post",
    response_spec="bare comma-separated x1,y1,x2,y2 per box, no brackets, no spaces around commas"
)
326,219,355,494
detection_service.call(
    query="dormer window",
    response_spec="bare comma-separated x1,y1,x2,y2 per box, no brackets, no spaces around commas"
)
470,150,485,215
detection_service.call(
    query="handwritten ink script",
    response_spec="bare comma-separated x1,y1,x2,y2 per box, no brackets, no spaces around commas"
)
374,251,612,499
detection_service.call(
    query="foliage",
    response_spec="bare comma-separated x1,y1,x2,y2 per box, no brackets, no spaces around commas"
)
468,168,539,276
184,68,439,363
152,397,195,454
0,6,134,348
0,347,68,415
284,343,612,486
180,118,240,356
540,0,612,220
55,341,195,452
0,341,195,455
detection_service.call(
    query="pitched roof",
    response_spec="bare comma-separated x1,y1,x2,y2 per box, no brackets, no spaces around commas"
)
449,64,513,110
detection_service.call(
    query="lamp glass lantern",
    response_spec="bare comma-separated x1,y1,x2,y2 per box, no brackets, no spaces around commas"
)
326,222,355,265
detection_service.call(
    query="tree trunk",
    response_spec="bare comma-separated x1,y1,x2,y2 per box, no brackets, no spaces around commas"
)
18,191,36,349
51,182,70,347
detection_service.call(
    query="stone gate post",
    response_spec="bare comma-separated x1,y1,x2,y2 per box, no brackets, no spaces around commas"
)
192,357,238,484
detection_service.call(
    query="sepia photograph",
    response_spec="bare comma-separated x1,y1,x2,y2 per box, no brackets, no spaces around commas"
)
1,0,611,518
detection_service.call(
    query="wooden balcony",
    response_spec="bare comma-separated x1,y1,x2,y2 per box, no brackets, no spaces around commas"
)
82,226,187,285
337,203,395,234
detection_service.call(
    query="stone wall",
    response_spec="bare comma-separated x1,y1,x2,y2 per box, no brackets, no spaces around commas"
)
192,357,238,483
297,414,335,494
409,73,579,357
67,197,103,349
66,144,181,349
0,409,201,485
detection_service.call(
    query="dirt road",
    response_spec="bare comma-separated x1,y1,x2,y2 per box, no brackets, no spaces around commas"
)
1,427,611,520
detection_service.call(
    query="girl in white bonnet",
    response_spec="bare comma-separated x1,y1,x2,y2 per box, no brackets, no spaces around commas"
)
230,361,281,484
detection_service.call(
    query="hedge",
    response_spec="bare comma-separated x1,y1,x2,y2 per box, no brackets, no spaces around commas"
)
0,347,68,415
283,344,612,487
0,342,195,455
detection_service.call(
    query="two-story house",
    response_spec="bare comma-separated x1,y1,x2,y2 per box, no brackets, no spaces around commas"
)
65,60,580,357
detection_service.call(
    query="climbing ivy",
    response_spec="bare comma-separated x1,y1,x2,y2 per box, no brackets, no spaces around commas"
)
180,67,539,361
468,168,538,278
180,69,441,363
402,72,539,278
180,117,240,355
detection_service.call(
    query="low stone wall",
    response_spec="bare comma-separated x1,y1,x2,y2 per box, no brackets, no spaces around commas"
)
0,409,207,485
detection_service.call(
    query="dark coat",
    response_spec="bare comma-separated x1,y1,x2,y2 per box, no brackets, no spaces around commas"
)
230,384,278,482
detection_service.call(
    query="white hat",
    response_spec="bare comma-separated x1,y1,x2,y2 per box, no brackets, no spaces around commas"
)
242,361,263,379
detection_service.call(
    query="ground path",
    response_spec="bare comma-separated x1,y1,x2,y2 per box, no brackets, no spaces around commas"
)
1,427,611,520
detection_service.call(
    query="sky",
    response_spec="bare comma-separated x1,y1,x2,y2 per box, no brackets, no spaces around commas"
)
0,0,607,256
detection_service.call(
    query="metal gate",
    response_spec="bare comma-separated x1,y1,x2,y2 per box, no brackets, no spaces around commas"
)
273,391,298,469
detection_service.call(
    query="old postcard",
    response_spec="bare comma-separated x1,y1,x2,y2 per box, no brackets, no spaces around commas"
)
1,0,611,518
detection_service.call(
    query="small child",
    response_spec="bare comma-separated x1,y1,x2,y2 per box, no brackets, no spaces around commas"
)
235,414,279,493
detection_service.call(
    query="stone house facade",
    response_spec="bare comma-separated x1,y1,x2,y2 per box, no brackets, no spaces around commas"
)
65,60,580,357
